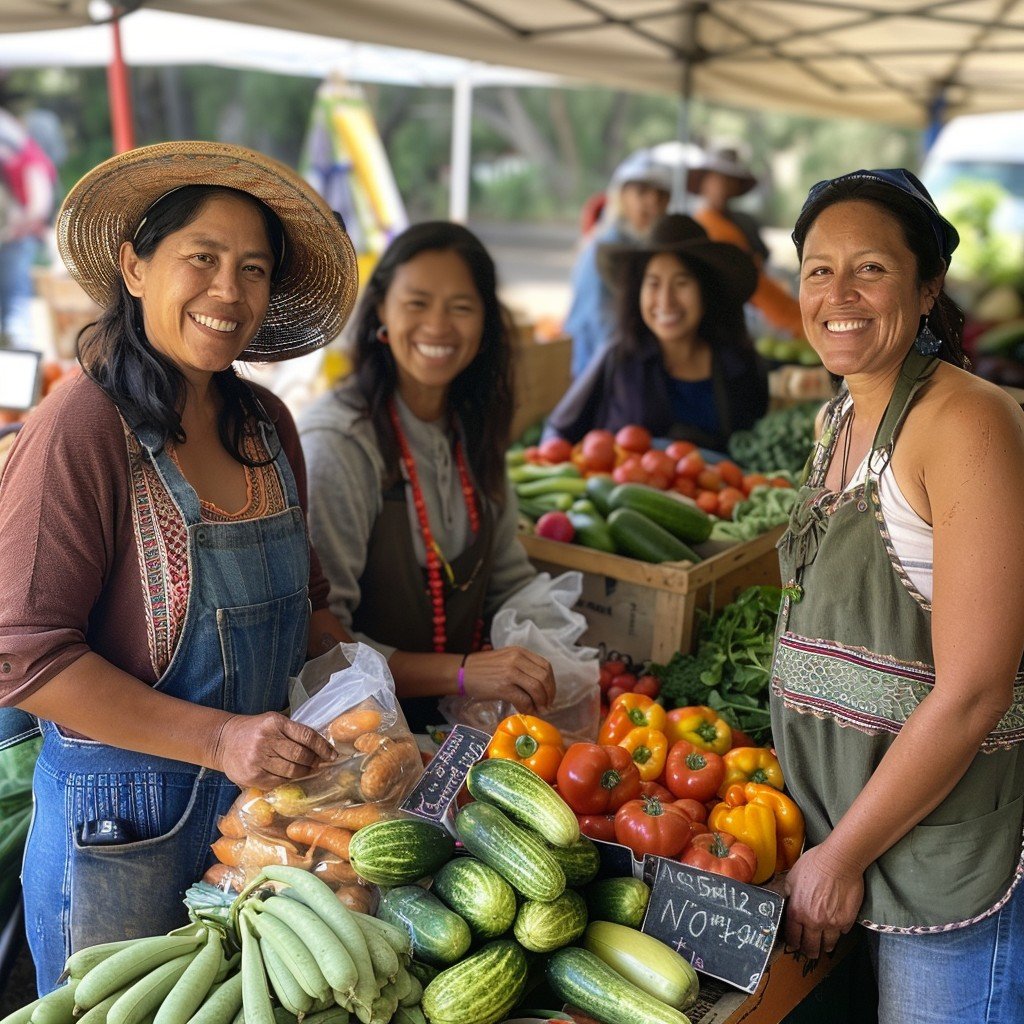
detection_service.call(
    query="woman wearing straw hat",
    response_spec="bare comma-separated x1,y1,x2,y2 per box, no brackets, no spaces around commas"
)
0,141,359,990
545,212,768,452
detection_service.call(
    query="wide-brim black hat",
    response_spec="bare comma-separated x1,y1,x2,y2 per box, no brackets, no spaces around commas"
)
598,213,758,305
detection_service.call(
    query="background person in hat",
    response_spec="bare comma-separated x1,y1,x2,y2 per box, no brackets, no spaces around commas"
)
545,212,767,452
772,169,1024,1021
690,142,805,340
563,147,672,378
0,141,360,990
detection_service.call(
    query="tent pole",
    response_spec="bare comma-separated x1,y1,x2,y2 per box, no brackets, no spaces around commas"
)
449,71,473,223
673,1,702,212
108,13,136,153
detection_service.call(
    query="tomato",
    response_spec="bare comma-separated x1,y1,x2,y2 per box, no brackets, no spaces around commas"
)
742,473,770,494
664,741,726,803
717,486,746,521
606,685,629,706
770,475,794,489
615,424,652,454
524,445,542,464
716,459,744,489
614,796,695,859
695,491,720,515
672,476,698,498
613,672,637,692
603,659,628,677
598,668,617,693
680,831,757,883
695,468,724,492
672,797,708,823
538,437,573,464
665,440,697,461
581,430,616,472
633,674,661,699
535,511,576,543
612,456,649,485
729,727,757,749
640,449,676,479
577,813,618,842
676,452,706,480
556,742,642,815
639,780,674,802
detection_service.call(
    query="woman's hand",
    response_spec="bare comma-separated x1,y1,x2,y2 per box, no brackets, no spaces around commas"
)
782,842,864,959
463,647,556,715
211,711,338,790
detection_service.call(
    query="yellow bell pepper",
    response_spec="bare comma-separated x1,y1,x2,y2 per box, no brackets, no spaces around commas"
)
599,693,667,745
618,726,669,781
742,782,805,871
718,746,785,796
487,714,564,783
708,784,777,883
664,705,732,755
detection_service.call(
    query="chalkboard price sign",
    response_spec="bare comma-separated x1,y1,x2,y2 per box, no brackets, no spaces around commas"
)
400,725,490,824
641,856,783,994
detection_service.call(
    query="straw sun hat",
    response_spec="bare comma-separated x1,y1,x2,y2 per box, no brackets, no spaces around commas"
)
57,140,359,362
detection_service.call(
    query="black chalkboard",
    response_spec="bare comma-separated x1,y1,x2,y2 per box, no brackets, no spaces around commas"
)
640,855,783,994
399,725,490,826
589,837,639,881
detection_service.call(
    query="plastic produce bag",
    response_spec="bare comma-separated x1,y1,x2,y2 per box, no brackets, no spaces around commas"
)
440,571,600,743
204,643,423,907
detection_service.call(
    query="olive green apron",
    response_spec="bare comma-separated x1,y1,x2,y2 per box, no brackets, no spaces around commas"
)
770,348,1024,931
352,459,495,734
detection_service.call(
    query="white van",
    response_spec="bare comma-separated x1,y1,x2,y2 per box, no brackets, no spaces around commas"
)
920,111,1024,233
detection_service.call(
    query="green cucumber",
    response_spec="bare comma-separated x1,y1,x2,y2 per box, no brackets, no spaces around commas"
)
430,857,517,940
513,889,588,953
608,483,713,543
585,876,651,928
466,758,579,848
455,802,565,903
545,835,601,886
515,476,588,498
607,508,700,564
421,940,528,1024
347,817,455,886
567,510,617,553
585,474,617,517
376,886,471,967
508,462,581,483
546,946,692,1024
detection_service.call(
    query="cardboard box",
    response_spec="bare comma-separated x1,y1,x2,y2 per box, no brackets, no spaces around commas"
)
510,334,572,439
518,526,785,663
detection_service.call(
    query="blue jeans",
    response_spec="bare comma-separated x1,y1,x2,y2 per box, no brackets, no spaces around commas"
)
0,236,41,350
867,879,1024,1023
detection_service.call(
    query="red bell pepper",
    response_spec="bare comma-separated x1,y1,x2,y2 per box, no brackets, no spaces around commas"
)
664,740,726,803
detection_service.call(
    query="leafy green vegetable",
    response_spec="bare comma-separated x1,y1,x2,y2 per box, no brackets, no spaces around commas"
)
709,483,801,542
650,586,785,744
728,403,819,477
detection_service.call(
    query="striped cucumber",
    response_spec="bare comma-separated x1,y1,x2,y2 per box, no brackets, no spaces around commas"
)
513,889,588,952
421,940,528,1024
545,834,601,886
347,818,455,886
430,857,516,940
376,887,470,968
585,876,651,928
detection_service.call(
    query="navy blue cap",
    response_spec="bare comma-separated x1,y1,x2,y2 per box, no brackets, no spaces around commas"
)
795,168,960,265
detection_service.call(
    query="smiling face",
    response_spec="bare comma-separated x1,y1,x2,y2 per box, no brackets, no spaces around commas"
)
640,251,704,349
799,200,941,379
377,248,485,415
119,192,273,383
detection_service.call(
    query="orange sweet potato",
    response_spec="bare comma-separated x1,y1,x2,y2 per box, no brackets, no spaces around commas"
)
327,707,383,744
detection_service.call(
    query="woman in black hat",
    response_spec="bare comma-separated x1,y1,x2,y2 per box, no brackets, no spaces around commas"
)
545,213,768,453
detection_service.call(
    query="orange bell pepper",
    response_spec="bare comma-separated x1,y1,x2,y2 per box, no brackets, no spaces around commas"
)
618,726,669,781
708,784,777,883
741,782,805,871
487,714,564,783
599,693,667,745
665,705,732,755
718,746,785,796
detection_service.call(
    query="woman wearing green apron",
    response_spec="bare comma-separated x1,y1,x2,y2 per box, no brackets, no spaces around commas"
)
771,169,1024,1022
300,222,555,733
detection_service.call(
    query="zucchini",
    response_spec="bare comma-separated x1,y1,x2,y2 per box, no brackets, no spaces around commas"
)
421,940,528,1024
515,476,588,498
545,835,601,886
585,920,699,1011
466,758,579,848
607,508,700,564
430,857,517,940
608,483,713,543
347,818,455,886
585,474,617,517
585,876,651,928
513,889,588,953
567,510,617,553
455,802,565,903
546,946,692,1024
376,886,471,967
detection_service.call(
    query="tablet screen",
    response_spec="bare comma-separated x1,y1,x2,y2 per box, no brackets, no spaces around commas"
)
0,350,43,412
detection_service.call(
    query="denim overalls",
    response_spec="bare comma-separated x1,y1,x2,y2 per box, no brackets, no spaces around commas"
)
23,416,310,993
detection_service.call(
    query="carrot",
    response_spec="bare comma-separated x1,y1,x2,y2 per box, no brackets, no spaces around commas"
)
217,807,247,839
359,736,422,802
285,819,353,859
312,856,359,887
211,836,245,867
202,862,245,891
304,802,397,830
334,884,374,914
240,833,310,871
327,706,383,744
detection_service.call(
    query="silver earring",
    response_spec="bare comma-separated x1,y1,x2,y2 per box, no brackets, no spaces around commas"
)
376,325,389,344
914,319,941,355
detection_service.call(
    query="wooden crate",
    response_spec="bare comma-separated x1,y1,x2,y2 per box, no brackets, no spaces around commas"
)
510,333,572,439
32,269,101,360
518,526,784,664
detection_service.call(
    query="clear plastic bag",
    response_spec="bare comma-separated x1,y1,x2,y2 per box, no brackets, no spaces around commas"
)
439,571,601,743
204,643,422,907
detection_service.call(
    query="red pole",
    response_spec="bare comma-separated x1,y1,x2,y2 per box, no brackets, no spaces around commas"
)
107,14,135,153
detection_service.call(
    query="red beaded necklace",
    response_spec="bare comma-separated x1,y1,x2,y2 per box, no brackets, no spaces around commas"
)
388,399,483,654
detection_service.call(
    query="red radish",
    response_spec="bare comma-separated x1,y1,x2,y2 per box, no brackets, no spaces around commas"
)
535,511,575,543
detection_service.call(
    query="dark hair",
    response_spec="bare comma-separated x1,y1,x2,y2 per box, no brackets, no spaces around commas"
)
349,221,514,505
78,184,287,464
612,249,754,361
792,179,967,369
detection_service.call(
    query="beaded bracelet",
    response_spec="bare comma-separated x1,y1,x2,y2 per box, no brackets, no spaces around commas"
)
457,652,470,696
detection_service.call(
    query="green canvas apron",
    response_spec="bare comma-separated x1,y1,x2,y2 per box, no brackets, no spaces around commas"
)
770,348,1024,931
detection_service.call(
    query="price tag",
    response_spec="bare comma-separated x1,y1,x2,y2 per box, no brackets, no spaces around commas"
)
400,724,490,825
641,856,783,994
